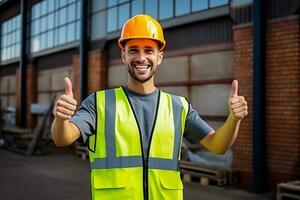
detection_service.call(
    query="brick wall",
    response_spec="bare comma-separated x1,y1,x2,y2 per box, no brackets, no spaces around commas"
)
233,17,300,187
72,51,107,103
88,51,107,93
232,24,253,185
27,66,37,128
15,65,37,128
72,55,80,102
265,18,300,184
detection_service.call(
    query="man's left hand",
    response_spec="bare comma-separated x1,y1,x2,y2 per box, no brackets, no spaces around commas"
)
228,80,248,120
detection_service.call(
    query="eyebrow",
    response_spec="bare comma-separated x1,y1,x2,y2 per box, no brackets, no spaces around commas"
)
127,45,156,49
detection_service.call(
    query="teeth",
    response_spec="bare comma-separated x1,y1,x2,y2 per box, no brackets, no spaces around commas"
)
135,65,148,69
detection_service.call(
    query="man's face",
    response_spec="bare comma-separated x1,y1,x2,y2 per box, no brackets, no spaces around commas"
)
121,39,163,83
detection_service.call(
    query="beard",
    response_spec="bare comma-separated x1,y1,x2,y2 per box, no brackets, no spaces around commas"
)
127,59,157,83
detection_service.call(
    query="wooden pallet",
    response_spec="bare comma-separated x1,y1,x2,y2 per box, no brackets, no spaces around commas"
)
75,145,89,160
277,181,300,200
180,160,238,187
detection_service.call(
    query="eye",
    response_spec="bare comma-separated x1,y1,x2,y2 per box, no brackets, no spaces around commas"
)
145,48,154,54
128,49,137,54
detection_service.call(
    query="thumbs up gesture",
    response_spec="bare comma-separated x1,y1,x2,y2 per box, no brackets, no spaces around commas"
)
228,80,248,120
53,77,77,120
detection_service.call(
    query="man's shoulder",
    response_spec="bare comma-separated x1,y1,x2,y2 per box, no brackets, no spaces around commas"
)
160,90,186,99
160,90,189,106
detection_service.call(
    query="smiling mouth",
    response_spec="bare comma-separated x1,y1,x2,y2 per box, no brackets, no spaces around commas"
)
132,64,151,73
132,64,151,69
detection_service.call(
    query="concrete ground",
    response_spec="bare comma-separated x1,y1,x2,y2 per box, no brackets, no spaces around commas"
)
0,147,275,200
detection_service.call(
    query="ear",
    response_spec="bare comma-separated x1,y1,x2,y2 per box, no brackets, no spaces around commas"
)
157,51,164,65
121,50,126,63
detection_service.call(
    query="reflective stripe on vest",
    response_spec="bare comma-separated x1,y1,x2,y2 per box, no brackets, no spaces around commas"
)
89,87,188,171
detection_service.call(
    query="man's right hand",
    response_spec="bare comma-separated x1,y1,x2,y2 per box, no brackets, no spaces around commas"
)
53,77,77,120
51,77,80,146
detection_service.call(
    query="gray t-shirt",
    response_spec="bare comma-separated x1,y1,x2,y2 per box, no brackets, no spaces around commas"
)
70,87,213,157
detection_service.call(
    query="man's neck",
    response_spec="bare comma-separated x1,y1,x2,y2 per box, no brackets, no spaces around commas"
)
126,77,156,94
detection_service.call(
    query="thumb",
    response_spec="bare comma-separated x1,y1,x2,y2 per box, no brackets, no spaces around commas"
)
230,80,238,98
64,77,73,98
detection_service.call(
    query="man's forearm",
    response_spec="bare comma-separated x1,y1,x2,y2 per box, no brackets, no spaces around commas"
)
200,113,241,154
51,118,80,147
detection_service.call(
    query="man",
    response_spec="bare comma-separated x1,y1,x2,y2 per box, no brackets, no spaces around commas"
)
51,15,248,200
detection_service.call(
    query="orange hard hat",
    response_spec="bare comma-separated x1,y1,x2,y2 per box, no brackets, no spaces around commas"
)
118,15,166,51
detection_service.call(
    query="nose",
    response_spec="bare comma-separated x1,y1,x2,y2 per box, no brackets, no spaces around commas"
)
136,51,146,62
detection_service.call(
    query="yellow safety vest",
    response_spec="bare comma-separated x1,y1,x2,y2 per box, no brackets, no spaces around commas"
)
88,87,188,200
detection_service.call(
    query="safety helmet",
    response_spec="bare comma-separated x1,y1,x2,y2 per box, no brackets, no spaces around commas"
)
118,15,166,51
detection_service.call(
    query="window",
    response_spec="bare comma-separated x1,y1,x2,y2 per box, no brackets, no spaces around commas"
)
176,0,190,16
159,0,174,20
210,0,229,7
89,0,229,39
132,0,143,16
1,15,21,61
145,0,158,19
107,7,117,32
192,0,209,12
29,0,81,53
118,3,130,29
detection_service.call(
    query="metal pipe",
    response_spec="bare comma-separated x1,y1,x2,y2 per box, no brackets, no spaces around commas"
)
19,0,27,128
252,0,267,193
80,0,88,100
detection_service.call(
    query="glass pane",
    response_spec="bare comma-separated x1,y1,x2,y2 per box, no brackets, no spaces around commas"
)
60,0,68,8
6,47,11,59
66,22,75,42
47,13,55,29
119,0,129,3
16,15,20,28
40,33,47,50
1,48,7,61
108,0,118,7
31,36,40,52
2,22,7,34
11,45,15,58
55,11,60,27
67,4,76,22
77,1,81,19
107,7,117,32
59,7,67,25
16,30,20,43
15,43,20,57
48,0,55,12
192,0,208,12
11,32,15,44
5,34,9,46
176,0,190,16
159,0,173,20
33,19,40,35
40,16,47,32
118,3,130,29
31,5,38,20
210,0,228,8
58,26,66,44
11,18,16,31
92,0,106,13
47,30,54,48
145,0,158,19
91,11,106,39
35,4,41,19
7,21,11,33
41,1,47,16
54,28,59,45
1,35,5,47
131,0,143,16
76,21,80,40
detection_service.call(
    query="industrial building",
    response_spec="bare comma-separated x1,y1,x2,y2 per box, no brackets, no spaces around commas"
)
0,0,299,193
